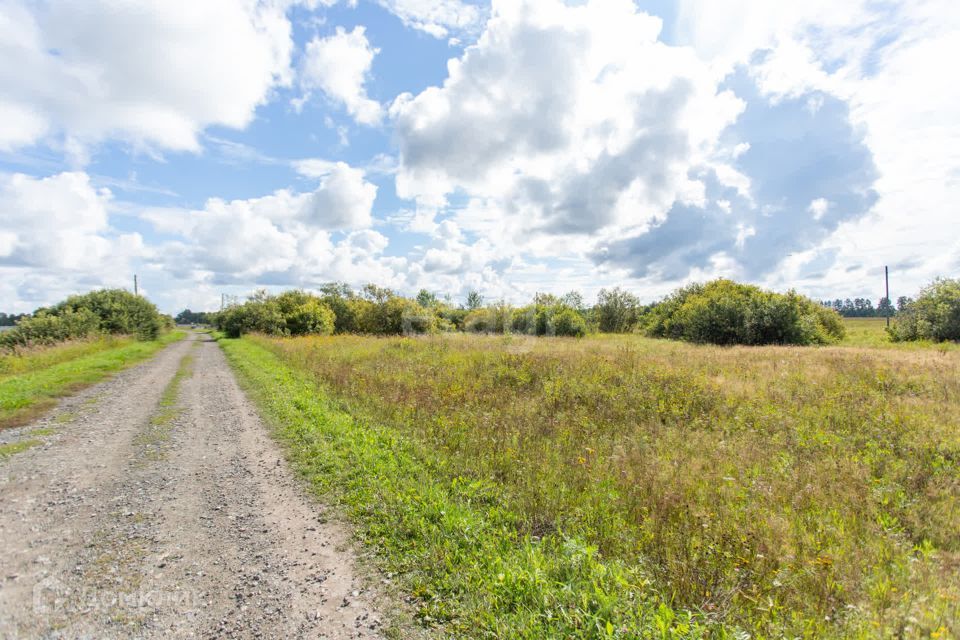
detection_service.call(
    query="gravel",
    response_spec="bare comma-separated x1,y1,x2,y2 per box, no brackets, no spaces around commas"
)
0,332,384,639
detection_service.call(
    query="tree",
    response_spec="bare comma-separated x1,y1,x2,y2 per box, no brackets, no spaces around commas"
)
466,290,484,310
876,297,894,318
416,289,439,308
595,287,641,333
897,296,913,312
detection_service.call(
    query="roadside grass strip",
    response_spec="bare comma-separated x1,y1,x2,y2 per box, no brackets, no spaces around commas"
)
220,336,726,639
134,346,196,461
0,331,185,429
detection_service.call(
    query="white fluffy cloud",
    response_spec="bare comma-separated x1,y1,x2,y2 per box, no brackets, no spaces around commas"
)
1,172,112,270
0,171,145,312
142,162,379,283
300,26,382,125
677,0,960,296
0,0,294,155
391,0,742,241
375,0,484,38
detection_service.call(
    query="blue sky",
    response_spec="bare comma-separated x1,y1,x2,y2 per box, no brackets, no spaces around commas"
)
1,0,957,314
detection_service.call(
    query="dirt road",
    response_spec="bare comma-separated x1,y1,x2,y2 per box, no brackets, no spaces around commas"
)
0,333,385,639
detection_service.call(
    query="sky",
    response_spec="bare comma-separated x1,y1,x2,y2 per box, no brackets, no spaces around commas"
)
0,0,957,314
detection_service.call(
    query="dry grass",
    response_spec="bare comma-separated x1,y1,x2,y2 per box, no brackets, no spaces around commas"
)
249,332,959,638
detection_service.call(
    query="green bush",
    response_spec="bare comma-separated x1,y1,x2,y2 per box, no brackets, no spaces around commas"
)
216,291,336,338
552,307,588,337
888,278,960,342
643,279,845,346
510,304,587,337
464,304,513,334
273,291,335,336
0,308,100,350
49,289,164,340
0,289,167,350
594,287,642,333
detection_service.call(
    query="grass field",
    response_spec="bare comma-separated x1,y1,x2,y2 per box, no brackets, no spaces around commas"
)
222,331,959,639
0,331,185,429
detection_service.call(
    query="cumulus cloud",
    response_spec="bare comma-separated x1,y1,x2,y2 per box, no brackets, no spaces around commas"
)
375,0,484,38
676,0,960,296
592,74,878,281
300,26,382,125
142,162,379,284
0,171,146,311
1,172,112,270
390,0,744,242
0,0,294,155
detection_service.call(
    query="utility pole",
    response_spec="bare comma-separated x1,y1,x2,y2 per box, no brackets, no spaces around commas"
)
885,265,891,327
133,274,138,296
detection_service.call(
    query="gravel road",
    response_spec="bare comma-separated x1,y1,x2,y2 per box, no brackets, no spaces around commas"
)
0,332,385,639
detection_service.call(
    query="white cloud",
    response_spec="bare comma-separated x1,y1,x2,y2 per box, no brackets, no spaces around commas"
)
374,0,484,38
0,0,295,155
301,26,382,125
808,198,829,221
0,172,111,270
390,0,743,252
678,0,960,296
142,162,379,283
0,171,146,312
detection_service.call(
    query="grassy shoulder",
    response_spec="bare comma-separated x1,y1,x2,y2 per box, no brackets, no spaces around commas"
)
220,335,722,639
0,331,185,429
225,333,959,639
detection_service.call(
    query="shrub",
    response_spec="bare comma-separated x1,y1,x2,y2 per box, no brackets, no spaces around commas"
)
594,287,642,333
552,307,588,337
215,291,335,338
465,304,513,334
0,289,167,350
888,278,960,342
643,279,845,346
50,289,164,340
0,308,100,350
511,304,587,337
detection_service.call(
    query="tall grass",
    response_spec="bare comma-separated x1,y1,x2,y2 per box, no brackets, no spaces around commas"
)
241,333,959,638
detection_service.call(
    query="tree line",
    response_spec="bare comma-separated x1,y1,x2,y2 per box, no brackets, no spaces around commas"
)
210,279,848,346
0,312,27,327
820,296,911,318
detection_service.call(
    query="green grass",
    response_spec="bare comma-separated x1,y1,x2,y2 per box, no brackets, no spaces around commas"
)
227,336,960,638
223,333,960,639
840,317,958,350
0,438,42,460
134,346,195,460
0,331,185,429
0,336,133,377
221,336,715,639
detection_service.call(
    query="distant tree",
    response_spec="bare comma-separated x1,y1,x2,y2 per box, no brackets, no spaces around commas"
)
876,297,894,318
362,283,394,304
595,287,641,333
0,312,26,327
560,291,585,311
416,289,439,308
320,282,353,298
466,290,484,310
897,296,914,312
174,309,213,325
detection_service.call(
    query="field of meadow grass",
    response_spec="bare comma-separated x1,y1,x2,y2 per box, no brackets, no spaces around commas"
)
0,331,185,429
222,329,959,639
